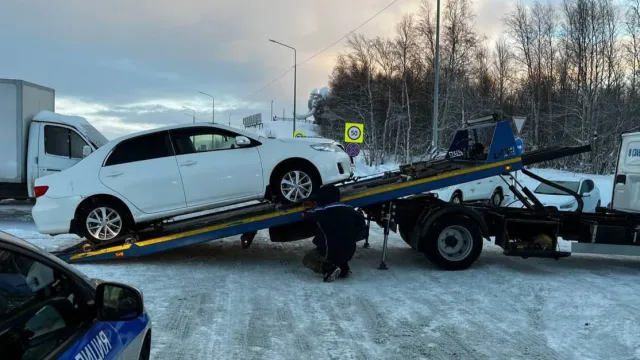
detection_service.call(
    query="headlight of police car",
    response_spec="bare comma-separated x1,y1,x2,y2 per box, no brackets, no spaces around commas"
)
310,143,341,152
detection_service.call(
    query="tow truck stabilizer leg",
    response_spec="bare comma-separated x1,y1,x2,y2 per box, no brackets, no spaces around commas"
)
378,202,395,270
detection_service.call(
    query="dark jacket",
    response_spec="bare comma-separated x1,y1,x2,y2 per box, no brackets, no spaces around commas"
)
302,186,366,264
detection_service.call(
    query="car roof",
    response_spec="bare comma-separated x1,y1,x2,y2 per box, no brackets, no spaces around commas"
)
109,122,260,144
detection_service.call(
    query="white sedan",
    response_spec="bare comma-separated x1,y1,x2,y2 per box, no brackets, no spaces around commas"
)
31,123,354,243
506,177,601,212
430,175,506,206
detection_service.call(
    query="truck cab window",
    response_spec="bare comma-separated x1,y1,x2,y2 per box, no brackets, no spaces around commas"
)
0,249,86,360
44,125,89,159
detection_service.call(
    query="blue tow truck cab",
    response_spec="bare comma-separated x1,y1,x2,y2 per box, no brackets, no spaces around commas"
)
0,230,151,360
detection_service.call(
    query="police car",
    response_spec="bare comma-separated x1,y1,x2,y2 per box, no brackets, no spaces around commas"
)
0,230,151,359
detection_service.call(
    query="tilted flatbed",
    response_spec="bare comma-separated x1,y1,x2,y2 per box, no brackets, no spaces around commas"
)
54,116,628,271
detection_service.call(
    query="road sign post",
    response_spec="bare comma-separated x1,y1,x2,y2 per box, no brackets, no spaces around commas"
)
344,123,364,144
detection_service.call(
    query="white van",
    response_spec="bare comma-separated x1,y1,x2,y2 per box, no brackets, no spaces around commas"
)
611,131,640,212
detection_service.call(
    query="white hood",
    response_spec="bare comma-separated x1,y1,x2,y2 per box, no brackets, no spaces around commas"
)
535,194,577,209
508,193,578,210
275,137,334,144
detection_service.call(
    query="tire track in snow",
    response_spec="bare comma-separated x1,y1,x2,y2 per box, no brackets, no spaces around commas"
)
155,292,214,360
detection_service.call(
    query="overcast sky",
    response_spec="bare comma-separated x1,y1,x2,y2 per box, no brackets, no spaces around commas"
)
0,0,514,140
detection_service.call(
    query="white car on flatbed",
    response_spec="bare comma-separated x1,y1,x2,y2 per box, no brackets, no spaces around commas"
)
31,123,354,243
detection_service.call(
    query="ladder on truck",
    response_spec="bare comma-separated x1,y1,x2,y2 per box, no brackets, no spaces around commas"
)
51,116,588,266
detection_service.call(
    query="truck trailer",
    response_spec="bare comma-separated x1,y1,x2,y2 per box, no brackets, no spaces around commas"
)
0,79,109,200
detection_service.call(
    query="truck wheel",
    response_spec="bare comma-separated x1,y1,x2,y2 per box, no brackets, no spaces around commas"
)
421,214,483,270
398,223,413,246
77,199,131,244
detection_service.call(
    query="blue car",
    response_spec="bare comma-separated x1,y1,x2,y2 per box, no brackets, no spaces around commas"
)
0,230,151,359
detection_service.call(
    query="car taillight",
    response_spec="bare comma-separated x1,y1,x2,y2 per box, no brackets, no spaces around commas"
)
34,186,49,198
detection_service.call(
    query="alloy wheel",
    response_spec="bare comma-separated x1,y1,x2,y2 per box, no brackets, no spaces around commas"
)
280,170,313,202
86,207,123,241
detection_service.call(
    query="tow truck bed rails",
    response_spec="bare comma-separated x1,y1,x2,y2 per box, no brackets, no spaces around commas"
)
52,117,597,269
53,118,529,263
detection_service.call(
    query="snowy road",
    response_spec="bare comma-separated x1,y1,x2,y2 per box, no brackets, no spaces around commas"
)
2,219,640,360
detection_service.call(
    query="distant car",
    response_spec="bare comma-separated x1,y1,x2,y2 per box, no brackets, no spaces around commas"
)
430,175,505,206
0,230,151,359
31,123,354,243
507,177,601,212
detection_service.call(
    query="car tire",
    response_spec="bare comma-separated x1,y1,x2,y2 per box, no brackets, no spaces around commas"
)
138,334,151,360
450,191,463,204
77,198,131,244
272,164,321,204
490,188,504,207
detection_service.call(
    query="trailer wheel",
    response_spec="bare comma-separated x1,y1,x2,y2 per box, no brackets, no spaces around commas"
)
422,214,483,270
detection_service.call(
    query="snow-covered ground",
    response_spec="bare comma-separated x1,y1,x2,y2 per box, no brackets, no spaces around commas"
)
1,122,635,359
2,225,640,359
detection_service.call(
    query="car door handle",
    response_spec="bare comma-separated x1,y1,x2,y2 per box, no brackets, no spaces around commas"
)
181,160,197,166
105,171,123,178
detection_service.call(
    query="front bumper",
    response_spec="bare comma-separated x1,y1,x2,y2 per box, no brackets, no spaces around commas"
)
311,152,354,185
32,195,82,235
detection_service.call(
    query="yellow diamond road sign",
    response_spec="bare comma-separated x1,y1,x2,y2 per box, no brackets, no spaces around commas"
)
293,131,306,138
344,123,364,143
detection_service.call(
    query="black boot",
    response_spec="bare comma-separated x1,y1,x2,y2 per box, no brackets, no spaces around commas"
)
338,263,351,278
322,263,341,282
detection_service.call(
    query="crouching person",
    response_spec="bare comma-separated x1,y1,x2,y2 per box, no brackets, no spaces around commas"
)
301,184,366,282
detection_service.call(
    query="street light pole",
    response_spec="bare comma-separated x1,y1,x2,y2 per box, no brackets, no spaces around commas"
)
432,0,441,151
269,39,297,135
198,91,215,123
270,100,273,122
228,113,231,126
182,106,195,123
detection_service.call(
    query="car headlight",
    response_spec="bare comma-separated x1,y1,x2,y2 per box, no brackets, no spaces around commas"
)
310,143,341,152
559,201,576,209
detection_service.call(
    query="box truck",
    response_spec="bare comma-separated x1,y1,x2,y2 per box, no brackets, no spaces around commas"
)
0,79,108,200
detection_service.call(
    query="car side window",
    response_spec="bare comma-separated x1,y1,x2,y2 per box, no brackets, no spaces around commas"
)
104,131,173,166
170,127,240,155
587,180,595,191
0,248,85,360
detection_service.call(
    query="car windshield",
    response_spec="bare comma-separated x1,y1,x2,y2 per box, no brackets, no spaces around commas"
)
534,181,580,195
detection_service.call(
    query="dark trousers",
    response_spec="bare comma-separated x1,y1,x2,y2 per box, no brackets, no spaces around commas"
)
302,249,350,274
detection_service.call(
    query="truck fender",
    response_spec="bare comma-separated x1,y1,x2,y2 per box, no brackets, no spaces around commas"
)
410,203,489,251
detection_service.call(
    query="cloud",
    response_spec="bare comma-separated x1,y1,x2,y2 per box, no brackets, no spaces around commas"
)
0,0,521,139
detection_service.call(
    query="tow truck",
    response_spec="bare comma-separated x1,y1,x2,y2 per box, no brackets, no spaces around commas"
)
52,115,636,271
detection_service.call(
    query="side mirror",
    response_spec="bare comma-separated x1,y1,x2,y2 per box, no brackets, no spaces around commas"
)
82,145,92,158
95,282,144,321
235,136,251,147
